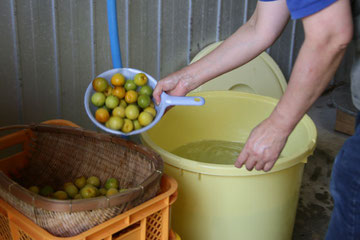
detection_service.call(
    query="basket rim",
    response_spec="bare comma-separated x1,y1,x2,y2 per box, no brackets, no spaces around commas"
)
0,123,163,212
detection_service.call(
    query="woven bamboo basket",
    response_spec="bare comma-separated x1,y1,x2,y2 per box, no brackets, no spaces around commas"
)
0,122,163,237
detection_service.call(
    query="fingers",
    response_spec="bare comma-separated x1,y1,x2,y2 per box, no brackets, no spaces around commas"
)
235,143,258,171
233,118,289,172
264,162,274,172
234,143,277,172
235,154,271,172
235,151,277,172
153,82,164,105
245,156,257,171
236,149,263,171
153,70,191,105
234,151,248,168
153,77,183,105
254,161,266,171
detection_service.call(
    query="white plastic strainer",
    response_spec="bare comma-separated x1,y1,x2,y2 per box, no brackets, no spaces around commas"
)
84,68,205,136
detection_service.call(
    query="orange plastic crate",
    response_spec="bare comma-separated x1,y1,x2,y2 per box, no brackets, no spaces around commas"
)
0,175,177,240
0,120,178,240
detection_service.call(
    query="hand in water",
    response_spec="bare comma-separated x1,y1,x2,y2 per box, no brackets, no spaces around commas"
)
234,117,289,172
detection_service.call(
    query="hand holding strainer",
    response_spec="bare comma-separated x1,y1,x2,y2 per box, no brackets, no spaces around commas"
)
84,68,204,136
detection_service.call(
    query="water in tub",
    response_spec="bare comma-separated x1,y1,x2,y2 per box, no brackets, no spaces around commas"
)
171,140,245,164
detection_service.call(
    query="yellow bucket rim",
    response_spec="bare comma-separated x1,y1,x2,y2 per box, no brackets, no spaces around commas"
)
141,91,317,176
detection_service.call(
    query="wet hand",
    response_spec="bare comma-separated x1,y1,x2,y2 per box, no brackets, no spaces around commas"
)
234,117,289,172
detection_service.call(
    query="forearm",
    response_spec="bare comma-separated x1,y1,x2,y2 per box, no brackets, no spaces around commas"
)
233,0,352,172
172,1,290,92
235,32,351,172
269,39,349,135
153,0,290,101
152,23,274,103
179,24,269,88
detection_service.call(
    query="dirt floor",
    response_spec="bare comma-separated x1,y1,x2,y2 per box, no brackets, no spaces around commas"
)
292,93,351,240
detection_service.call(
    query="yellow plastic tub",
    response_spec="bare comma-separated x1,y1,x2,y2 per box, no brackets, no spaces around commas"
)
190,41,288,99
141,91,317,240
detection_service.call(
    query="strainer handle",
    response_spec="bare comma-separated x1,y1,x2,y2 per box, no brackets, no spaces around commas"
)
161,92,205,108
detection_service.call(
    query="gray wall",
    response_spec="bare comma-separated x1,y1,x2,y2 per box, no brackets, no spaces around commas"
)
0,0,353,128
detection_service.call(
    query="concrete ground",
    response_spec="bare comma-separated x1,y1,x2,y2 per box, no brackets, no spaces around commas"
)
292,92,351,240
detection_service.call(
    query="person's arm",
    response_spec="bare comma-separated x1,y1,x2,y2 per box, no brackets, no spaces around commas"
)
235,0,353,171
153,0,290,104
